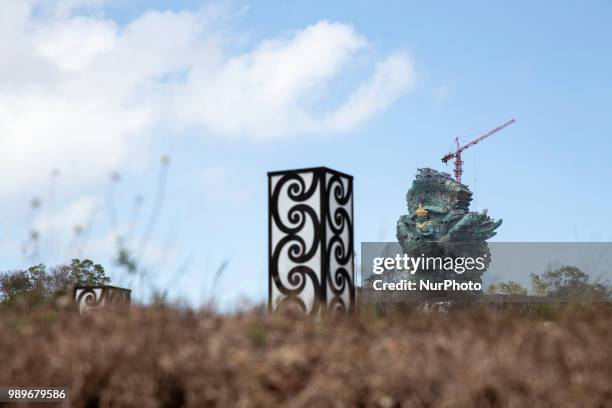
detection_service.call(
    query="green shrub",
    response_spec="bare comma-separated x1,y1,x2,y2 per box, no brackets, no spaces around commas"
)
0,259,110,306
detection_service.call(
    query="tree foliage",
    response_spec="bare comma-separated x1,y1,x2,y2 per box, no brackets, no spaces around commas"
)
487,280,528,296
530,264,611,301
0,259,110,306
487,265,611,301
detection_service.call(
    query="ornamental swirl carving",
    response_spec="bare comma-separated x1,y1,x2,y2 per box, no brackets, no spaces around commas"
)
269,168,354,316
75,288,105,313
270,172,322,316
74,286,131,314
325,174,355,315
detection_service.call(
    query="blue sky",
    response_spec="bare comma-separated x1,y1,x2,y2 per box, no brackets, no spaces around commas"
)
1,0,611,307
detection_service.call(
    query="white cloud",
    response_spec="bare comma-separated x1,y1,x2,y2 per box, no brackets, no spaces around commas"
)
0,2,415,196
325,51,415,131
33,195,98,235
173,21,370,136
32,0,106,18
33,16,117,71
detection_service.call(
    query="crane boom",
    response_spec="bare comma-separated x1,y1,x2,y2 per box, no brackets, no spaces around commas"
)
456,119,515,154
441,119,515,183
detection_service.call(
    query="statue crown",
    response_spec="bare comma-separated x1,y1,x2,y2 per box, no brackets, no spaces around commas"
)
416,203,428,217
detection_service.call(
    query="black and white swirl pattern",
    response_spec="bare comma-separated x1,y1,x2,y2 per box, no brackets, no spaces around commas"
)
74,286,132,314
75,287,105,314
269,168,355,317
325,173,355,315
269,171,323,316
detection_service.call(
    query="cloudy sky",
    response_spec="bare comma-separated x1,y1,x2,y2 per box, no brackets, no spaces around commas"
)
2,0,611,307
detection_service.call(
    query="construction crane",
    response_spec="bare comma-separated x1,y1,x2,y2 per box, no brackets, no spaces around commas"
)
441,119,515,184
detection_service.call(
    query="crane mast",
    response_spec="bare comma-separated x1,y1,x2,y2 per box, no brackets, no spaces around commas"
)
441,119,515,183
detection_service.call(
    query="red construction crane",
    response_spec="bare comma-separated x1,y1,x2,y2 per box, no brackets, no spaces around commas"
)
441,119,515,184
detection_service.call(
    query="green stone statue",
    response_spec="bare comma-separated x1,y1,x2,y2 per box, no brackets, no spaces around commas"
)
396,168,502,294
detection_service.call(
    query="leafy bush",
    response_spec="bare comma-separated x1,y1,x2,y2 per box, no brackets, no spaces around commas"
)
0,259,110,306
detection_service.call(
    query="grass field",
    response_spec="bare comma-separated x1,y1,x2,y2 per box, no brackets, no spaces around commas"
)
1,304,611,407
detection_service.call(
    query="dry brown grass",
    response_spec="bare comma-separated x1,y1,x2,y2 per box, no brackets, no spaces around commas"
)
1,304,612,408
